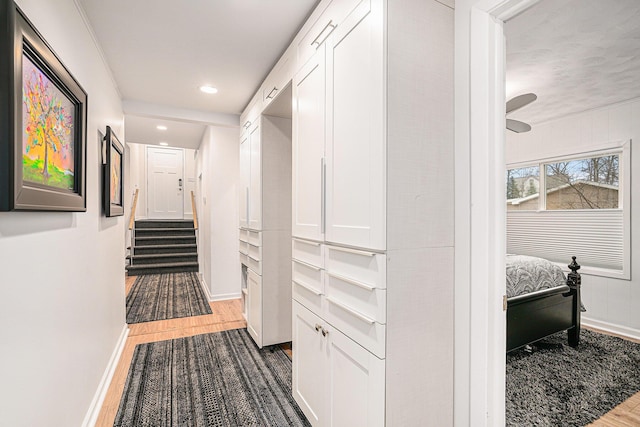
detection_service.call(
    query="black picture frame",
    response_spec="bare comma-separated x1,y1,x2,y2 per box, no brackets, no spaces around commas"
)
0,2,87,212
103,126,124,217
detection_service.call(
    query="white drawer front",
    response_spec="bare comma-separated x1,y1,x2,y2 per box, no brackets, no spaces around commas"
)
239,240,248,255
248,255,262,275
239,229,249,243
325,245,386,289
325,271,386,324
239,252,248,266
248,243,261,261
292,238,324,268
248,230,262,246
324,297,385,359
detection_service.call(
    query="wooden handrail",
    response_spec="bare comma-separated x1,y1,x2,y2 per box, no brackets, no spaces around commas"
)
128,189,139,230
191,190,198,230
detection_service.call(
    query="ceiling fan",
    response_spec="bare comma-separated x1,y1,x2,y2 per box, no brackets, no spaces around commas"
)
506,93,537,133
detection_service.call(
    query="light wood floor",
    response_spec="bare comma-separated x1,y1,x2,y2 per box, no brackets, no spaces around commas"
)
95,276,247,427
98,276,640,426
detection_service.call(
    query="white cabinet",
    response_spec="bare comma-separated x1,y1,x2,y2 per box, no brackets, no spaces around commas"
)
239,132,250,228
293,301,385,427
247,269,262,344
248,121,262,230
293,0,385,251
325,0,385,251
292,46,327,242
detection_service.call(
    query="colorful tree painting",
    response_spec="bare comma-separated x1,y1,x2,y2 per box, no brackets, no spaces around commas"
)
22,54,75,190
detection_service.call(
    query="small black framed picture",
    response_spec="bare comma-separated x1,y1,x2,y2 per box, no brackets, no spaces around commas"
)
103,126,124,217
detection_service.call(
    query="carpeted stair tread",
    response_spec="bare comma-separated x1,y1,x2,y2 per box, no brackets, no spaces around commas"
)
127,261,199,269
131,243,196,249
135,235,196,240
130,252,197,260
135,220,195,229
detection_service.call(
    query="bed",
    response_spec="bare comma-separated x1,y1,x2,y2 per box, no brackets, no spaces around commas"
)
506,255,582,352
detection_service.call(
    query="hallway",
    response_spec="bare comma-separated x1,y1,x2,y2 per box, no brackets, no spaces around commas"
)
95,276,246,426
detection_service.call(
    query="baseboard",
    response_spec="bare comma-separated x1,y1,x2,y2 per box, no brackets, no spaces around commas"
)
210,292,242,301
582,317,640,342
81,324,129,427
198,272,213,301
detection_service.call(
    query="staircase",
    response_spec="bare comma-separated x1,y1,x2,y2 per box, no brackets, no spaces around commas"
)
126,220,199,276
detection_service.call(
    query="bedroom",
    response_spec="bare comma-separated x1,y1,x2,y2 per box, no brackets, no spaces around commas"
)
501,0,640,423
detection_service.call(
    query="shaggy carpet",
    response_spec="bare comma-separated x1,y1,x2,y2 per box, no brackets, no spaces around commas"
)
114,329,310,427
506,329,640,426
126,272,212,324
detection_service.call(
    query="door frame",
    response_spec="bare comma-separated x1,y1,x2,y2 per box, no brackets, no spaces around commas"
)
145,145,185,219
454,0,540,425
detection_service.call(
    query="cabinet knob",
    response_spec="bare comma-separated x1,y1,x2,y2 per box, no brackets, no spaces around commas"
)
321,328,329,337
315,324,322,332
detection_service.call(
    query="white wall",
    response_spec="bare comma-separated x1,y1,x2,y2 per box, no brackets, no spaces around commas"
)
0,1,126,426
507,98,640,335
195,126,240,299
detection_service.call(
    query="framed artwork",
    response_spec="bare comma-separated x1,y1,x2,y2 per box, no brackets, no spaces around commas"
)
0,2,87,211
103,126,124,217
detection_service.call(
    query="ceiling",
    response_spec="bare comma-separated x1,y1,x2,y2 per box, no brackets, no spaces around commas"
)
77,0,319,149
505,0,640,126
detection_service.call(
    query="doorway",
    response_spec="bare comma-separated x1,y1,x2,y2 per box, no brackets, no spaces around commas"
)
147,146,184,219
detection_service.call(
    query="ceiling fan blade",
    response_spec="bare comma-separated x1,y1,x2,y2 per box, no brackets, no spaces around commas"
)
506,93,537,114
506,119,532,133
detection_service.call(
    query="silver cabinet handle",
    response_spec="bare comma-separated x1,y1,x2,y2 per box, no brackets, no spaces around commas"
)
246,187,249,224
326,271,375,291
243,120,251,129
321,157,326,234
292,258,321,271
266,87,278,99
328,245,378,257
292,237,321,247
292,279,322,296
311,20,337,47
326,296,375,325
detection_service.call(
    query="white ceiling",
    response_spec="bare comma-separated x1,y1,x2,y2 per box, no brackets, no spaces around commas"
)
77,0,319,149
505,0,640,126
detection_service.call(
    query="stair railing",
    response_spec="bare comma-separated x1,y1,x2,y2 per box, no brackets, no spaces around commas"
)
128,189,139,264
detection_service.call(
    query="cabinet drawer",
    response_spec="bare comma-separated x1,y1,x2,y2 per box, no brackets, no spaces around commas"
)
292,259,324,312
325,296,385,359
239,252,248,266
248,230,262,246
239,240,248,255
325,245,386,289
248,243,261,260
239,229,249,243
325,271,386,324
262,46,294,107
248,254,262,275
292,238,324,268
297,0,362,67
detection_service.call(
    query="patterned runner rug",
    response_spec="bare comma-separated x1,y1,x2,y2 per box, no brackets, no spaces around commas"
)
126,272,212,324
507,329,640,426
114,329,310,427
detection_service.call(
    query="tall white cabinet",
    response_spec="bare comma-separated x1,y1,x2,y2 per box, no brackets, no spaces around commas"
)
239,111,293,348
241,0,454,424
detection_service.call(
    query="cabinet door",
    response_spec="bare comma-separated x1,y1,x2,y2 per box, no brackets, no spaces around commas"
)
248,120,262,230
326,323,385,427
247,269,262,347
325,0,385,251
239,131,250,228
292,46,326,242
292,301,326,426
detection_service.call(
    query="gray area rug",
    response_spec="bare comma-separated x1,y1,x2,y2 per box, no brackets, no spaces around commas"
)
507,329,640,426
126,272,212,324
114,328,310,427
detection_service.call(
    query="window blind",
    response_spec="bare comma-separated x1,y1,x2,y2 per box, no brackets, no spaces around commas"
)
507,209,625,273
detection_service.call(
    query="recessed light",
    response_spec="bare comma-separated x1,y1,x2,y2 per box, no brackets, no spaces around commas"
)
157,125,167,131
159,142,169,146
199,85,218,94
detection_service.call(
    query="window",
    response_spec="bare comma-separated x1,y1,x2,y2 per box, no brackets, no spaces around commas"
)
506,141,630,279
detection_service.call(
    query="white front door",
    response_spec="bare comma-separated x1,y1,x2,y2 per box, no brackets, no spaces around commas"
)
147,146,184,219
